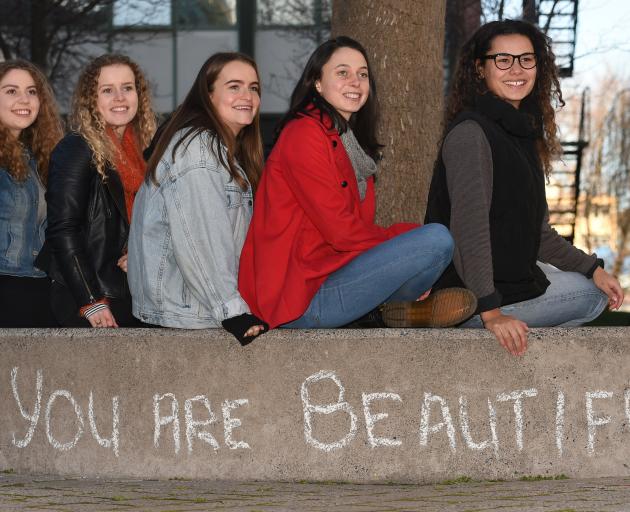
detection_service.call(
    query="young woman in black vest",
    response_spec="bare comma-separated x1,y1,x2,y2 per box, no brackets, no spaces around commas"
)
425,20,622,356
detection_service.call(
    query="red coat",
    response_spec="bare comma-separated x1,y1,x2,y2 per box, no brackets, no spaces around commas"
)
238,110,418,328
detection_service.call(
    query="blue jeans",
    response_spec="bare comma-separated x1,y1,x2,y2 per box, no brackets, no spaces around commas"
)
462,262,608,328
282,224,454,328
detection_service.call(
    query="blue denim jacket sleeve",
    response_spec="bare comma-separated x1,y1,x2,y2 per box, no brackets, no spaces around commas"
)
159,134,250,322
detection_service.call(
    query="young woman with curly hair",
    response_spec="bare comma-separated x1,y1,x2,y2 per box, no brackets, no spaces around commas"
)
44,54,156,327
128,52,268,345
0,60,63,327
425,20,623,356
238,36,477,331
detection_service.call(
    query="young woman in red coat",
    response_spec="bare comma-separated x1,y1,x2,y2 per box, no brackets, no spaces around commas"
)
239,36,476,329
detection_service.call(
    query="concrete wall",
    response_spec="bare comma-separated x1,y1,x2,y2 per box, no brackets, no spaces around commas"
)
0,327,629,483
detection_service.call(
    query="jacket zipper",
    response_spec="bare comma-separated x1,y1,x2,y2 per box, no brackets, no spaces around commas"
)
102,185,112,218
73,255,95,302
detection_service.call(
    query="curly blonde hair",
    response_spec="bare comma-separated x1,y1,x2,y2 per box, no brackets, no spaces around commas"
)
70,54,156,179
446,20,564,176
0,60,63,184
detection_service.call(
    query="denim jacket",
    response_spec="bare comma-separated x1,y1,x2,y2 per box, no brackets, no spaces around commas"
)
128,130,253,328
0,158,46,277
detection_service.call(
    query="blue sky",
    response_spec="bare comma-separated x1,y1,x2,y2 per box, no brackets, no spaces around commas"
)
570,0,630,86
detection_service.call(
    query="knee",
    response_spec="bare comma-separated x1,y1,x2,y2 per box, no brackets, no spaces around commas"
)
585,289,608,319
423,223,454,259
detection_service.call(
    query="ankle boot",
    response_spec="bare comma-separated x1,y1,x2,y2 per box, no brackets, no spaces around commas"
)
380,288,477,328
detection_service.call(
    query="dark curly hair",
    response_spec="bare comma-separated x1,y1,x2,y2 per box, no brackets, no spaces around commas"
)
446,19,564,176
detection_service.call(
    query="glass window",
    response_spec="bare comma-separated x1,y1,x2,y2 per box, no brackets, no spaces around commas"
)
257,0,331,27
113,0,172,27
176,0,236,29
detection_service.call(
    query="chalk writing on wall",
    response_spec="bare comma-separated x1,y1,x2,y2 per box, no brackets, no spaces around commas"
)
7,367,629,459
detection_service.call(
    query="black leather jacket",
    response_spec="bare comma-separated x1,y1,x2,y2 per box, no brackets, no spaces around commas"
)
44,133,130,307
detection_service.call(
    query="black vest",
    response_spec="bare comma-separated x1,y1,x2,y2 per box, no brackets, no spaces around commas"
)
425,94,549,307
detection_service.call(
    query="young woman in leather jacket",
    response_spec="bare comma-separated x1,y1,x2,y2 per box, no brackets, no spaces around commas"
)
0,60,63,327
128,53,267,345
45,54,156,327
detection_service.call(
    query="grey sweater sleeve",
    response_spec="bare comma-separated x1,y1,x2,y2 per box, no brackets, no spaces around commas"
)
443,120,502,311
538,205,597,274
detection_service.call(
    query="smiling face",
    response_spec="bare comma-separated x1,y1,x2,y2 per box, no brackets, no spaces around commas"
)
96,64,138,137
480,34,536,109
0,69,40,138
315,47,369,120
210,60,260,136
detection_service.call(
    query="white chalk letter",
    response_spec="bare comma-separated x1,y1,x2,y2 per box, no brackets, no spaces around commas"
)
10,367,43,448
585,390,613,455
88,391,120,457
496,388,538,451
555,391,565,457
153,393,180,454
458,395,498,455
222,399,250,449
185,395,220,452
419,392,457,452
301,370,358,452
45,390,84,451
362,392,402,448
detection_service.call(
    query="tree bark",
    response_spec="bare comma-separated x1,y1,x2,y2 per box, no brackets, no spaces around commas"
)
445,0,480,94
332,1,446,224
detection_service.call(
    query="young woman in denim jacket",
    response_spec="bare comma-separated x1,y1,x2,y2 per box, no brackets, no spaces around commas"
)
45,55,156,327
128,53,268,345
0,60,63,327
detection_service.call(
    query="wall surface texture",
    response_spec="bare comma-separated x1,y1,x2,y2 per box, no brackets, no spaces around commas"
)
0,327,628,482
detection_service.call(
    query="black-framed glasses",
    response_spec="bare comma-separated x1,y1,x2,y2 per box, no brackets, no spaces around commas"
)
482,52,537,70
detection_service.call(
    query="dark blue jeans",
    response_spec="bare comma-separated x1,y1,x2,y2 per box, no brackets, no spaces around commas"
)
282,224,454,328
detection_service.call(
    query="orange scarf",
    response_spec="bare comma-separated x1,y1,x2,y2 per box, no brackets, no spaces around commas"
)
107,125,145,223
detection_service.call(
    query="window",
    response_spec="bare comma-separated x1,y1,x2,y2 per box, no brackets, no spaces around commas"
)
113,0,236,29
177,0,236,29
257,0,331,27
113,0,172,27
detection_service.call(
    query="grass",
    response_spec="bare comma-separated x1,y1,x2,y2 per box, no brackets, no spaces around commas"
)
519,474,568,481
585,310,630,326
440,476,475,485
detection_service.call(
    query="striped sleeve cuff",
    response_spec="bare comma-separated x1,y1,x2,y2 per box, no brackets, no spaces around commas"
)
79,298,110,319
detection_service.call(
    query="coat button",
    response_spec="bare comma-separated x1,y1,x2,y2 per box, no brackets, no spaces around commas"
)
341,181,348,188
332,140,338,148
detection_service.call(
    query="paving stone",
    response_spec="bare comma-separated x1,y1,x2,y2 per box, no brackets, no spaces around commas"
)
1,473,629,511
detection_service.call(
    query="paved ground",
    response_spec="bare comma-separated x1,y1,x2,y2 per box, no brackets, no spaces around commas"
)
1,472,629,511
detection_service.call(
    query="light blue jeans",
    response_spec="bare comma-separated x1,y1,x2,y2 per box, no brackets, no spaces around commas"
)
462,262,608,328
282,224,454,328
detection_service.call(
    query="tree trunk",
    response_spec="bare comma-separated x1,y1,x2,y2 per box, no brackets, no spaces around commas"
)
332,1,446,224
613,210,630,276
30,0,50,72
445,0,480,94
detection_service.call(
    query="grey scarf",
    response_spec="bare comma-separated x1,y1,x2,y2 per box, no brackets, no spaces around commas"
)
340,129,376,200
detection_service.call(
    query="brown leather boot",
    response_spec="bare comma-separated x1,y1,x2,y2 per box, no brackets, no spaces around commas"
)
380,288,477,328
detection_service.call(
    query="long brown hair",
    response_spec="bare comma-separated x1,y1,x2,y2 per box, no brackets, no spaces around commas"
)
0,60,63,184
276,36,382,159
70,54,156,180
446,19,564,176
146,52,263,191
